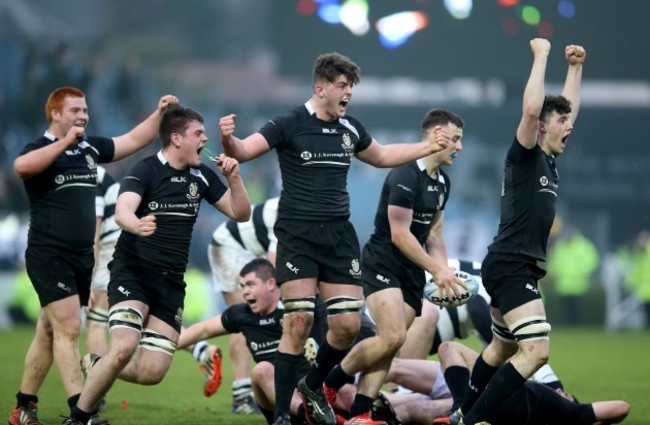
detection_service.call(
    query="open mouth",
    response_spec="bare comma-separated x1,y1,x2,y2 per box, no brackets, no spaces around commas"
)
339,99,350,108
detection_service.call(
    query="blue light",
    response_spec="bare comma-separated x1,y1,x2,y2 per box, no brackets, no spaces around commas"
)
318,4,342,24
558,0,575,19
379,33,409,49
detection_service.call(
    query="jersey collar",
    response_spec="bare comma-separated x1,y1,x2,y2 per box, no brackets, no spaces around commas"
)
44,131,56,141
304,100,316,116
157,150,168,164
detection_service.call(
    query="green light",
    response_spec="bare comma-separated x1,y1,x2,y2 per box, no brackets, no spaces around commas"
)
521,5,541,25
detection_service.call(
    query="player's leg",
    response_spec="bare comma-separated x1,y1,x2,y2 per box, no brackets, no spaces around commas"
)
462,299,549,425
398,299,439,360
86,289,109,356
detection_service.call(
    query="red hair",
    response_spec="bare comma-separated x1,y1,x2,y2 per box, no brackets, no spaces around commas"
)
44,86,86,123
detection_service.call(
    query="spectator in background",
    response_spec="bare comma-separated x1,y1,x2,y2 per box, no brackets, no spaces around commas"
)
546,225,599,325
626,231,650,327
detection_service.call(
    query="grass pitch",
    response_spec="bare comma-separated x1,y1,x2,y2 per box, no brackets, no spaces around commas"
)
1,326,648,424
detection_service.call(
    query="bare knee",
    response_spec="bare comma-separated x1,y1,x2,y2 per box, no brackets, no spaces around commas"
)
136,360,169,385
285,312,314,340
251,362,274,383
379,328,407,357
328,314,361,347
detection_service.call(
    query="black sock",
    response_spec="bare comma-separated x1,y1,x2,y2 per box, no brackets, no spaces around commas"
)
67,394,81,410
464,362,526,424
444,366,470,411
461,352,499,413
273,351,304,421
305,339,347,390
71,406,92,423
349,393,374,417
16,392,38,408
324,364,355,391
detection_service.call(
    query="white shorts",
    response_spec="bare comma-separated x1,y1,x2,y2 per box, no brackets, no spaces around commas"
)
429,361,451,400
92,240,117,292
208,232,257,293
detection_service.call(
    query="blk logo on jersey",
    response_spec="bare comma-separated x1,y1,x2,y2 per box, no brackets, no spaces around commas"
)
286,262,299,274
525,283,539,294
57,282,72,294
376,274,390,285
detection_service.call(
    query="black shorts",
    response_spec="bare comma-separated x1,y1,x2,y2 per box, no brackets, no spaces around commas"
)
25,246,94,307
108,255,186,332
362,244,425,316
481,252,546,315
274,219,362,285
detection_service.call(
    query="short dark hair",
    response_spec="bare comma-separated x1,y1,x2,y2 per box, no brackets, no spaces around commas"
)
313,52,361,86
240,258,276,282
420,108,464,135
540,95,572,123
159,105,204,148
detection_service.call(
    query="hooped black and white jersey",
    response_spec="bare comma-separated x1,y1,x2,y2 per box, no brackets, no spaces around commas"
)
115,151,227,272
95,166,121,246
21,131,114,252
259,101,372,221
213,197,279,256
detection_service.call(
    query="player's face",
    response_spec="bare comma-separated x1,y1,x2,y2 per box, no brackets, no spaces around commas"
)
322,75,353,120
54,96,88,134
179,120,207,168
432,123,463,166
239,272,274,314
543,111,573,156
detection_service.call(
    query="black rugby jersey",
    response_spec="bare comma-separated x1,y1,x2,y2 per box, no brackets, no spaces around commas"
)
115,151,227,272
488,138,559,261
95,166,121,245
221,303,284,363
259,101,372,221
489,381,596,425
21,132,114,252
367,160,450,267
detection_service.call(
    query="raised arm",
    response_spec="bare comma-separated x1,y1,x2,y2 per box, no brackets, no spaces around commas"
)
111,94,178,161
356,126,449,168
211,154,251,222
219,114,270,163
516,38,551,149
561,44,586,125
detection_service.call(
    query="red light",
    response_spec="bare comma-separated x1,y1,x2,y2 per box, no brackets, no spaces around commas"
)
501,17,519,36
536,21,554,38
497,0,519,7
296,0,318,16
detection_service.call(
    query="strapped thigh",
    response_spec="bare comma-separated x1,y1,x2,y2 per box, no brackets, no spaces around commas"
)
324,296,364,316
508,316,551,342
87,307,109,324
108,306,143,333
139,327,177,356
491,314,551,343
282,296,316,315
